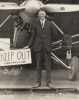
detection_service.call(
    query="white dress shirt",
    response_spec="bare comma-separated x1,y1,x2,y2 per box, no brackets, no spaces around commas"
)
40,19,45,29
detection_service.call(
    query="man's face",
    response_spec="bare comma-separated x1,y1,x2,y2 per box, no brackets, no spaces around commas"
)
38,10,46,20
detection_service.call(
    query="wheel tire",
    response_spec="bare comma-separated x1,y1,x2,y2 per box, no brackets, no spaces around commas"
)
68,56,79,81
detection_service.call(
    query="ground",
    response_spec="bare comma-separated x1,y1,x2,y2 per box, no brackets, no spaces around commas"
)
0,66,79,99
0,93,79,100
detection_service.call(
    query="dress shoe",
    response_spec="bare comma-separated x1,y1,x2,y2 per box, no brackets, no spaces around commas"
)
46,82,53,88
32,82,41,88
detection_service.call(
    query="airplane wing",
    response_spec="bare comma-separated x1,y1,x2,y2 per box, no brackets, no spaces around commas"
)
42,4,79,12
0,2,25,10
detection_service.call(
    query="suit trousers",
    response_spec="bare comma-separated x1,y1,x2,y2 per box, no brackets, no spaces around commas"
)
35,49,51,84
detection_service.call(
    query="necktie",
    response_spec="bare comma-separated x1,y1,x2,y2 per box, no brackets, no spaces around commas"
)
41,21,44,29
66,50,72,60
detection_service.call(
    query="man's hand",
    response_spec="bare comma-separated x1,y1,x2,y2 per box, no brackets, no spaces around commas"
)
24,45,29,49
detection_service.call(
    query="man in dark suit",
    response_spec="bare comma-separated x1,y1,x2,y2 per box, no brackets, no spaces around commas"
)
27,9,56,87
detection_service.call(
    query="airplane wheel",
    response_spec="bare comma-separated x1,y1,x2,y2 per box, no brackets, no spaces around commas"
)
68,56,79,81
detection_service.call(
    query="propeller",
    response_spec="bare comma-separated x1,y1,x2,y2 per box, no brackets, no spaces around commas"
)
42,4,79,12
19,0,79,23
0,2,24,10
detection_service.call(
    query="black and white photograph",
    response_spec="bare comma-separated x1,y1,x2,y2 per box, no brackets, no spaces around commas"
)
0,0,79,100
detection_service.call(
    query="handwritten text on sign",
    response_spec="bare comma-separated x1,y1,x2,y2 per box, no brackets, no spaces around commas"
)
0,48,31,66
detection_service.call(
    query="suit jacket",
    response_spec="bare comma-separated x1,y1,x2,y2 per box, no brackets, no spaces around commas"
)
29,18,56,52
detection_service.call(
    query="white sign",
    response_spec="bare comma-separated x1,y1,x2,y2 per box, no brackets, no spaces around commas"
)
0,38,10,50
0,48,32,66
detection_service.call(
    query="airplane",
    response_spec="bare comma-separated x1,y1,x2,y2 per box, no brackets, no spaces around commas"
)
0,0,79,80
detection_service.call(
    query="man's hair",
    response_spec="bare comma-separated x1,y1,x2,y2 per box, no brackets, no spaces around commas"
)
36,8,47,15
